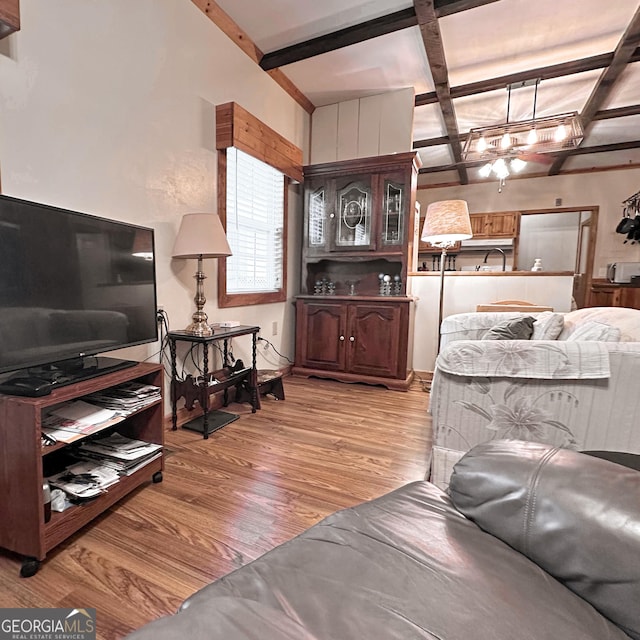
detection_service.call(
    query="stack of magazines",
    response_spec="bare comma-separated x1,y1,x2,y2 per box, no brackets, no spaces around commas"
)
73,432,163,476
48,460,121,499
85,381,161,415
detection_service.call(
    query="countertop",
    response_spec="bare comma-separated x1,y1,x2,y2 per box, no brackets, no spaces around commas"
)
408,271,574,277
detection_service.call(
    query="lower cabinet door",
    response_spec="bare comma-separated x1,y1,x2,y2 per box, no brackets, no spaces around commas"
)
346,302,407,378
296,300,347,371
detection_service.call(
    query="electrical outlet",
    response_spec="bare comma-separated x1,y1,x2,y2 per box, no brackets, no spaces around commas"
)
272,321,278,336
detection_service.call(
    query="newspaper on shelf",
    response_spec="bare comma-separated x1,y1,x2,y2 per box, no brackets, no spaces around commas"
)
42,400,122,444
47,460,121,499
47,399,116,428
85,381,161,414
72,433,163,475
41,383,161,445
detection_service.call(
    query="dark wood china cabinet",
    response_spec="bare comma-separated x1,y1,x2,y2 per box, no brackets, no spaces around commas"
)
293,152,421,391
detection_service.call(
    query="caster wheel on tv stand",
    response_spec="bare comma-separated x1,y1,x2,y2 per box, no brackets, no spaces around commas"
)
20,557,40,578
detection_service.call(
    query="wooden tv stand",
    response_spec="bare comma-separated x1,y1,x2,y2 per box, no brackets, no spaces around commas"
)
0,362,164,577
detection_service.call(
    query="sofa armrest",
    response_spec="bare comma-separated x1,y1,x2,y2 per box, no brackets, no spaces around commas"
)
436,339,614,379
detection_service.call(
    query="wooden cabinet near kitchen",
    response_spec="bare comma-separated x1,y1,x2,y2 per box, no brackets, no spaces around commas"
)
469,212,519,239
588,281,640,310
294,152,420,390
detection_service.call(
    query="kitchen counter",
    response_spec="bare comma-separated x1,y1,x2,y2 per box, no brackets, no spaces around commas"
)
409,270,574,276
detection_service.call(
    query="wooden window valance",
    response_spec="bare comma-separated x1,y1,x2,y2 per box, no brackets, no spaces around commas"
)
216,102,303,183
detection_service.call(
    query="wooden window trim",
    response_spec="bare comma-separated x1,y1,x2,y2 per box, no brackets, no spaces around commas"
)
216,102,301,308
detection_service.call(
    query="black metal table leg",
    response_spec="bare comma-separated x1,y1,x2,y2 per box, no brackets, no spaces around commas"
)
223,338,230,407
202,343,210,439
170,337,178,430
251,333,259,412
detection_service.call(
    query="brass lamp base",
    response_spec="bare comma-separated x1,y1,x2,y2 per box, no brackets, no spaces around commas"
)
184,319,213,337
184,256,213,337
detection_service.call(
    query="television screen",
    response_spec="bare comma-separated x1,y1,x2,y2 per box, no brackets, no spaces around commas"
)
0,194,158,379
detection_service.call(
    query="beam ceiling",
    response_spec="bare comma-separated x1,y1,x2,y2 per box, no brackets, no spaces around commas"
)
414,0,468,184
415,50,640,106
258,0,499,70
548,6,640,175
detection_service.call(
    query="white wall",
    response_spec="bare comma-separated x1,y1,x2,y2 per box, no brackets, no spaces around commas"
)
310,88,414,163
417,168,640,278
0,0,309,383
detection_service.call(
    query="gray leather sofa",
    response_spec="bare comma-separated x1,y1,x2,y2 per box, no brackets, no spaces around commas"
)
127,441,640,640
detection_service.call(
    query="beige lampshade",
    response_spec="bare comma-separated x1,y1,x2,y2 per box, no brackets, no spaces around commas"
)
171,213,232,258
421,200,473,244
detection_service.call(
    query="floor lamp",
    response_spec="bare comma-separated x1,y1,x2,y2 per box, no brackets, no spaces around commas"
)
421,200,473,356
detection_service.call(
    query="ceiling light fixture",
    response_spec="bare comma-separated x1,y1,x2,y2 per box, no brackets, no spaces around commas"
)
462,80,584,190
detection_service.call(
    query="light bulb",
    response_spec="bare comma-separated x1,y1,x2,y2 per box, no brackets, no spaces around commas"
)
554,123,567,142
493,158,509,180
500,133,511,150
510,158,527,173
526,128,538,146
477,136,487,153
479,162,493,178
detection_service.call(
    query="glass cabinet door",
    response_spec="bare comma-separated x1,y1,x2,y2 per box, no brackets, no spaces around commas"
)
307,186,326,249
381,180,404,246
335,181,372,249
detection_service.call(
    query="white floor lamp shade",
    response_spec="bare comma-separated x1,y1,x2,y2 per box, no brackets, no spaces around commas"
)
421,200,473,354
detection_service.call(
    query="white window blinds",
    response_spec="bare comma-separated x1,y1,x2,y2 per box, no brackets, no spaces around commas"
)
226,147,285,294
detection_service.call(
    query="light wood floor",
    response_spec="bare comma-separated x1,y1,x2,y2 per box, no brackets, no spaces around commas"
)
0,376,431,640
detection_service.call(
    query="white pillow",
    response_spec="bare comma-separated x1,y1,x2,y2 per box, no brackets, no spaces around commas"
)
565,321,621,342
531,312,564,340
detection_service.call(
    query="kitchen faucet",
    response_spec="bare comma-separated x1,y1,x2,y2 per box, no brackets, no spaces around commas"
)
483,248,506,271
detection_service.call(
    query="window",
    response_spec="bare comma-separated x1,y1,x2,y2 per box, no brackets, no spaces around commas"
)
225,148,284,296
215,102,302,308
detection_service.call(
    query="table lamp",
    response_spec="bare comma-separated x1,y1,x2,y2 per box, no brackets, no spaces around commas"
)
172,212,232,337
421,200,473,353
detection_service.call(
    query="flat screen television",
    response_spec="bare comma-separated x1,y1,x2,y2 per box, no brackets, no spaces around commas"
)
0,194,158,386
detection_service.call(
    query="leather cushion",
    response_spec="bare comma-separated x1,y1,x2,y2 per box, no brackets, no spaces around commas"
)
449,440,640,639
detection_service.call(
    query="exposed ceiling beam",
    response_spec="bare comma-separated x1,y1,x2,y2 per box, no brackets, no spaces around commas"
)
412,105,640,148
593,104,640,120
260,8,418,70
415,49,640,106
561,139,640,157
548,7,640,175
435,0,501,18
419,139,640,173
259,0,499,71
413,135,459,148
191,0,314,113
414,0,468,184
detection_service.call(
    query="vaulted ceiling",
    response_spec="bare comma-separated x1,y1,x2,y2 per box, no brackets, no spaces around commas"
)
195,0,640,187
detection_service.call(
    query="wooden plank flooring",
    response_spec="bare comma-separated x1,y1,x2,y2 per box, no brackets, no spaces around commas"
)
0,376,431,639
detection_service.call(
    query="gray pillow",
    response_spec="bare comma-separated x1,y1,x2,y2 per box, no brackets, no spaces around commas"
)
481,316,535,340
449,440,640,640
